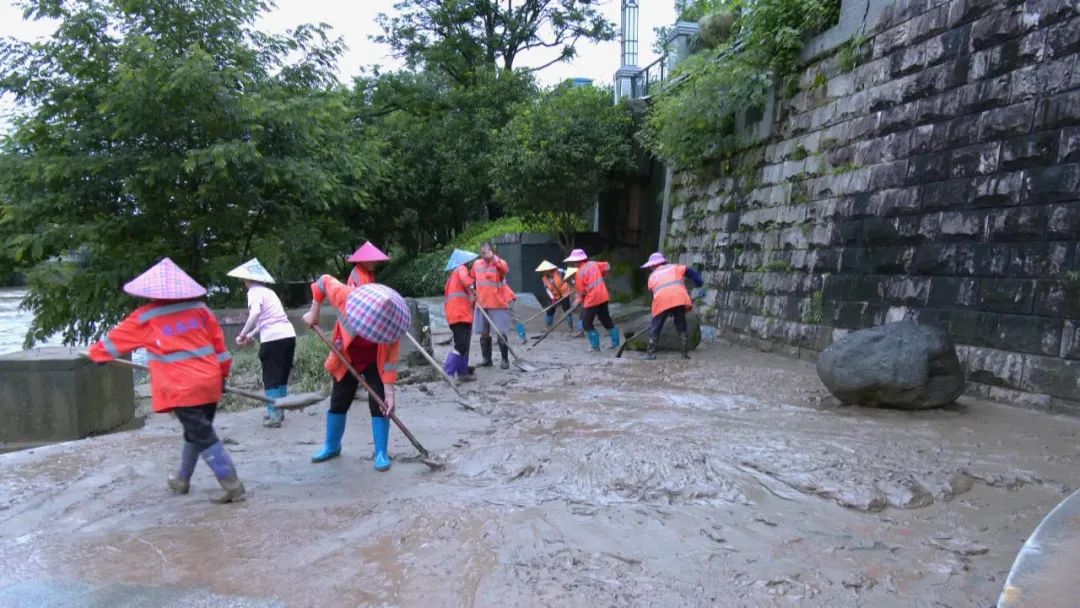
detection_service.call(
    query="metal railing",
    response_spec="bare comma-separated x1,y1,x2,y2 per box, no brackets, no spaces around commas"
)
629,56,667,99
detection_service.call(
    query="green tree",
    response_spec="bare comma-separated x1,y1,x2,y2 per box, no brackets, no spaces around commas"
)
375,0,615,83
490,83,634,252
0,0,375,346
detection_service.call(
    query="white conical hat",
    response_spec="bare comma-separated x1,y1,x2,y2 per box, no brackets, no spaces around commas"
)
227,258,275,284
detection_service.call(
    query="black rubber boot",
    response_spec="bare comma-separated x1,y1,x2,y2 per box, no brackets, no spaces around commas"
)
680,334,691,360
498,341,510,370
479,336,493,367
640,338,658,361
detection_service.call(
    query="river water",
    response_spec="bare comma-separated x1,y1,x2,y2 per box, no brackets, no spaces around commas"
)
0,288,34,355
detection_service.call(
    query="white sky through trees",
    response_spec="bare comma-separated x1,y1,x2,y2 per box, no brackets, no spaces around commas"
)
0,0,676,129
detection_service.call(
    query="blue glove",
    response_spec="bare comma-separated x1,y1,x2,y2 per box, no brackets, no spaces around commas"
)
693,288,707,301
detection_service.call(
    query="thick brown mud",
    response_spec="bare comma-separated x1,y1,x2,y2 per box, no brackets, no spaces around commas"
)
2,327,1079,606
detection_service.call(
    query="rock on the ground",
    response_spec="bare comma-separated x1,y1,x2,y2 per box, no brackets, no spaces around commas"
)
623,311,702,352
816,321,965,410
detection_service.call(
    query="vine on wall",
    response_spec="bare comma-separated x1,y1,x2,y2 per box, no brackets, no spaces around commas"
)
641,0,841,170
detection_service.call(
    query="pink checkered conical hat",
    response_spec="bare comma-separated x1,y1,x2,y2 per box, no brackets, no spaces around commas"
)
347,241,390,263
342,283,411,344
123,258,206,300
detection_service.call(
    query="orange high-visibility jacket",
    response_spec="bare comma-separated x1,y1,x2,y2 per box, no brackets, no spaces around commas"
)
347,265,375,287
311,275,400,384
542,272,571,302
575,261,611,308
499,281,516,304
444,265,475,325
648,263,693,317
472,257,509,309
88,301,232,412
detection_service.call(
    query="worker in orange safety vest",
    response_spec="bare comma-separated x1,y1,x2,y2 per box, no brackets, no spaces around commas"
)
640,252,705,360
346,241,390,287
443,248,478,381
563,248,620,351
87,258,244,504
471,242,512,369
536,260,575,332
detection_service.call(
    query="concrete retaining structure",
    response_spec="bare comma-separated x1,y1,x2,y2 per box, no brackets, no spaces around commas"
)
0,346,135,451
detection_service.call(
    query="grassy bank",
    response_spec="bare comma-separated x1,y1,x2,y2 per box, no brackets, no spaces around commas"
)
218,333,330,412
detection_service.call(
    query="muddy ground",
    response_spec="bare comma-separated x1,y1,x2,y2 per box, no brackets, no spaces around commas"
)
2,320,1079,607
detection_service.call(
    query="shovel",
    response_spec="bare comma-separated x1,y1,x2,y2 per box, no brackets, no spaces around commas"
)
519,293,570,326
614,330,648,358
527,303,580,351
90,355,326,410
402,331,482,412
475,304,536,372
309,326,444,470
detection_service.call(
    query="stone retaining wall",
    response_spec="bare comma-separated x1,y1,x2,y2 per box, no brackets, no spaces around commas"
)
666,0,1080,410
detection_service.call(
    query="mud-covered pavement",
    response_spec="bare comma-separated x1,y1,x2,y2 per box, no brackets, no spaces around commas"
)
2,325,1079,607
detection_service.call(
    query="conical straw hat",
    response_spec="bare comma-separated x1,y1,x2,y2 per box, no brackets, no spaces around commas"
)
563,248,588,263
641,252,667,268
445,249,479,271
347,241,390,263
227,258,275,284
535,260,558,272
123,258,206,300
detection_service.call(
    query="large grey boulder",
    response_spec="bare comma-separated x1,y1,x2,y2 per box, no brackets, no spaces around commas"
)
622,311,702,352
816,322,965,409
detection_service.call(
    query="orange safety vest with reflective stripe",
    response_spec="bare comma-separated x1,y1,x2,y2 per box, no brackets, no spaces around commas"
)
444,265,475,325
542,272,571,302
347,265,375,287
311,275,400,384
88,301,232,413
575,261,610,308
648,264,693,317
472,257,509,309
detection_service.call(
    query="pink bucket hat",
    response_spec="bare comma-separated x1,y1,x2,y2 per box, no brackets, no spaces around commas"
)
563,248,588,263
123,258,206,300
347,241,390,263
342,283,411,344
641,252,667,268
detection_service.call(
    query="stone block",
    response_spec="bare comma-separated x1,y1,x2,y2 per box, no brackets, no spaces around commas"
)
1023,163,1080,203
949,0,999,27
993,313,1065,356
1021,354,1080,400
1000,132,1061,171
986,205,1047,241
950,310,999,346
966,345,1026,387
1027,0,1080,30
869,187,921,215
987,385,1052,410
1046,16,1080,58
928,276,981,308
1010,57,1076,102
896,213,941,244
882,275,932,305
1047,203,1080,239
957,74,1013,114
865,246,914,273
979,101,1036,140
1034,90,1080,131
970,243,1011,276
971,7,1023,50
1061,320,1080,359
939,210,987,241
970,171,1025,207
1008,242,1073,277
864,216,901,245
919,177,969,210
1034,280,1080,317
1060,126,1080,163
913,243,958,274
908,151,952,182
0,347,136,449
978,278,1036,314
949,142,1000,178
869,160,910,190
878,101,918,135
943,114,982,150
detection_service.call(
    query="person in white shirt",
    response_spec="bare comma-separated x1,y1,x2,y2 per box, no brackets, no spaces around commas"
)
228,259,297,428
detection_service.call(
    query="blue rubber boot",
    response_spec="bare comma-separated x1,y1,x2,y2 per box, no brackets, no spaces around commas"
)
311,412,346,463
167,441,201,495
263,386,285,428
516,322,528,344
372,417,392,472
608,327,621,350
587,330,601,352
443,350,461,378
200,441,246,503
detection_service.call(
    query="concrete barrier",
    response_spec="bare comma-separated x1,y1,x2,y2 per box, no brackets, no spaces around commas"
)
0,346,135,451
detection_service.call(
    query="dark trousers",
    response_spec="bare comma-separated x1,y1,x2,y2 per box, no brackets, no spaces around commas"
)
581,302,614,332
258,336,295,389
329,363,384,418
650,307,687,339
174,403,220,451
450,322,472,357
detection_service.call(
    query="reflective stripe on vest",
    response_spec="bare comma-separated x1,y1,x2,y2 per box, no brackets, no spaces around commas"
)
476,280,501,288
349,267,361,285
315,276,328,297
383,362,398,372
102,336,120,358
580,263,604,292
216,351,232,363
652,279,684,294
138,301,205,322
145,344,215,363
447,292,470,299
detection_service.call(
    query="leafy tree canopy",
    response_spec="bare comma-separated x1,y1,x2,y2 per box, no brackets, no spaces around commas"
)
490,83,633,252
0,0,376,346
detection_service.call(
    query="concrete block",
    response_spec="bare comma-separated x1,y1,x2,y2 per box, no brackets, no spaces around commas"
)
1021,353,1080,400
0,346,135,450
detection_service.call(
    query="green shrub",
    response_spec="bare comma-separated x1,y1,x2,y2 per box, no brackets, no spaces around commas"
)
218,332,331,411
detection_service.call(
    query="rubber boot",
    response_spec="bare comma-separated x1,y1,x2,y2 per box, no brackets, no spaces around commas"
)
608,327,621,350
311,412,347,463
499,341,510,369
640,338,658,361
167,441,200,495
516,322,528,345
479,336,493,367
586,330,601,352
680,333,691,360
200,441,246,504
566,313,575,333
263,386,285,428
371,417,392,471
457,353,476,382
443,350,460,377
